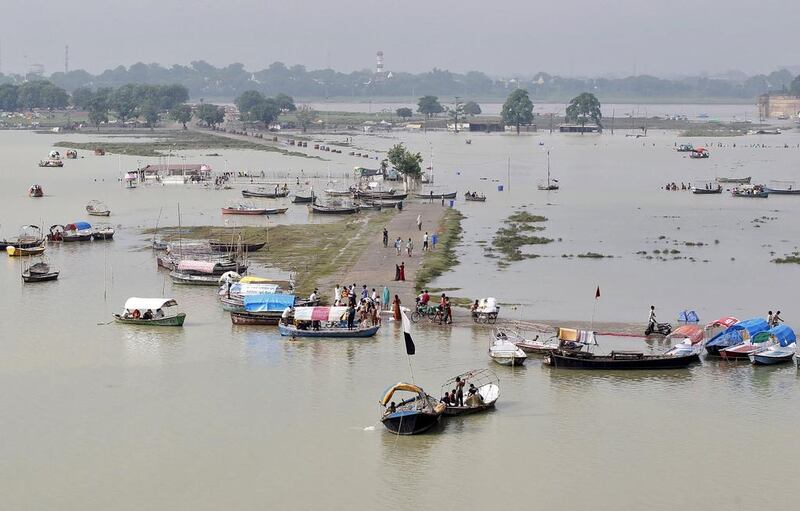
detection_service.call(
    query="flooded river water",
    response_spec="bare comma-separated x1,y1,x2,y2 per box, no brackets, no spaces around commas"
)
1,125,799,510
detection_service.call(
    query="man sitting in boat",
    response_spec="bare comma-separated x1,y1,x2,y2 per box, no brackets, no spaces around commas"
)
154,309,164,319
142,310,154,320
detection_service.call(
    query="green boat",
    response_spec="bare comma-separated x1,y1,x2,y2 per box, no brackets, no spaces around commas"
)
113,297,186,327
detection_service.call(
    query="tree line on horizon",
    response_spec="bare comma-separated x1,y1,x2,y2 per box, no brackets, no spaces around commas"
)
1,61,799,101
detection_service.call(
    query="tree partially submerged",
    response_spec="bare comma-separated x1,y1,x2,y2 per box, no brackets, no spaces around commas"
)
396,107,413,120
417,95,444,118
501,89,534,134
463,101,481,116
295,105,318,132
387,143,423,187
565,92,603,132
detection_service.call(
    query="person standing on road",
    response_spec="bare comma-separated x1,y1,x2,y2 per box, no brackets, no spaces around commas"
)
417,214,422,231
423,232,429,251
395,237,402,256
383,228,388,247
406,238,414,257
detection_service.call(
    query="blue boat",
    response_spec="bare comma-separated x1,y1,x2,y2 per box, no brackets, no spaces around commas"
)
705,318,770,356
278,323,380,338
750,325,796,365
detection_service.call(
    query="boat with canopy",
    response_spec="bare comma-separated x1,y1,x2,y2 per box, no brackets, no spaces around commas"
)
22,261,59,282
113,297,186,326
278,306,380,337
439,369,499,416
664,325,705,356
230,293,296,325
750,325,796,365
704,316,738,340
85,200,111,216
379,382,445,435
704,317,770,356
488,336,527,366
63,222,93,242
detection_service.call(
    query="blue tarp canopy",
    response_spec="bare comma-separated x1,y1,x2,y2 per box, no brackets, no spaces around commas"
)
243,293,295,312
678,310,699,323
70,221,92,230
728,317,769,336
769,324,796,347
706,317,769,348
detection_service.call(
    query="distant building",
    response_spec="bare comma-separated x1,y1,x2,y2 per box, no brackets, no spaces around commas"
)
757,94,800,119
468,121,504,132
559,124,601,133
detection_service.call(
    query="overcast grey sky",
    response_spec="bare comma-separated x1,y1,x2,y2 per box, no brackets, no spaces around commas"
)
2,0,798,77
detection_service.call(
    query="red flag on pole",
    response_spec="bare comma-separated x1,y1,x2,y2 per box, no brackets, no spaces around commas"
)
595,286,601,299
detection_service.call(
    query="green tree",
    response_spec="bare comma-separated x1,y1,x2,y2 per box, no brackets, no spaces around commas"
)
294,105,317,132
196,103,225,127
0,84,19,111
501,89,534,134
87,97,109,131
417,95,444,118
71,87,94,110
141,100,160,129
387,143,423,180
169,104,193,129
565,92,603,131
791,75,800,96
252,98,281,126
463,101,481,116
396,107,413,120
447,97,465,132
110,84,138,126
274,93,296,112
234,90,265,120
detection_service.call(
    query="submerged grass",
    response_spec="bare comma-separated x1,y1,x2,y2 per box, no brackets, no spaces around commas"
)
773,252,800,264
415,208,464,292
491,210,552,263
151,210,394,295
54,129,320,158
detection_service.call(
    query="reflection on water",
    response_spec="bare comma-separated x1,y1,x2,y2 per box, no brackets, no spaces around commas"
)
1,129,799,510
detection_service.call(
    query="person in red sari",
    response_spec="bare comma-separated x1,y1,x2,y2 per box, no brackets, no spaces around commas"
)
398,262,405,281
393,295,401,321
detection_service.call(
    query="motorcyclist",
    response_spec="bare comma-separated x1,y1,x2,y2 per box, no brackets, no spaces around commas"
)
648,305,657,330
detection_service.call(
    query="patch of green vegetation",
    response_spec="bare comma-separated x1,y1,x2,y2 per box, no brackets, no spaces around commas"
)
54,129,323,158
491,209,552,264
427,287,461,293
577,252,612,258
415,209,464,292
773,252,800,264
507,211,547,224
150,210,394,295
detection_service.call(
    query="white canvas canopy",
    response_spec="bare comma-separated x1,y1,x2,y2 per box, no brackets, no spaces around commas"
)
123,297,178,311
293,306,349,322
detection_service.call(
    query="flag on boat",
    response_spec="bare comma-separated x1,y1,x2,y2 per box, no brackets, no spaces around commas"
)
400,307,415,355
595,286,601,299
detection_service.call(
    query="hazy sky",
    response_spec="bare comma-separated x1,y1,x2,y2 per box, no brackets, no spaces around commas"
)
2,0,798,77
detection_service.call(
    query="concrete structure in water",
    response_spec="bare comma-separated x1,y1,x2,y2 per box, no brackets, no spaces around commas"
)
757,94,800,119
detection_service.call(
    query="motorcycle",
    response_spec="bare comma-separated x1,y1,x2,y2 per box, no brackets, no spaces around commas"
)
645,321,672,336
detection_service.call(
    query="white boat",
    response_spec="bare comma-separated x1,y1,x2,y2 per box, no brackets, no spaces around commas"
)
664,324,705,356
488,337,527,366
749,325,796,365
494,327,557,354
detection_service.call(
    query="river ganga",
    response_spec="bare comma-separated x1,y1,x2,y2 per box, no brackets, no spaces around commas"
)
1,124,799,510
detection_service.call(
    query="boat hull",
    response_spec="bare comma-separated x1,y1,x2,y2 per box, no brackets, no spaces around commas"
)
221,208,267,215
490,355,527,366
414,192,457,199
231,311,282,325
544,350,699,369
169,272,221,286
443,401,496,416
310,204,360,214
209,242,266,253
381,411,441,435
278,324,380,338
22,271,59,282
113,313,186,327
750,353,794,365
242,190,289,198
6,246,45,257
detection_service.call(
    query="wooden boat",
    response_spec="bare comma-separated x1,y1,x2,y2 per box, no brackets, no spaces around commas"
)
169,271,225,286
65,149,78,159
705,318,770,356
413,191,458,200
358,200,403,210
38,159,63,167
22,262,59,282
691,184,723,194
464,192,486,201
324,189,353,197
379,383,445,435
310,203,360,214
291,193,315,203
488,337,527,366
1,226,45,250
747,325,796,365
544,349,699,369
676,144,694,152
208,241,266,253
716,176,751,184
85,200,111,216
113,297,186,326
279,323,380,338
91,225,115,240
6,245,45,257
732,185,769,198
29,185,44,197
765,181,800,195
241,187,289,198
440,369,499,416
231,311,283,325
221,206,267,215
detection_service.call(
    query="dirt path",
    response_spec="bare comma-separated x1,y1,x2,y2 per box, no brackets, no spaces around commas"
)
317,201,448,308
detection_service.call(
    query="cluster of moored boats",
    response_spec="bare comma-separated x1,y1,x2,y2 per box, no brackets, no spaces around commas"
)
487,314,797,369
225,185,459,215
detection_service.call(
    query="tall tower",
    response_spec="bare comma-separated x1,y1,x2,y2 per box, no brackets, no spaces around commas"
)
64,45,69,73
375,51,384,75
